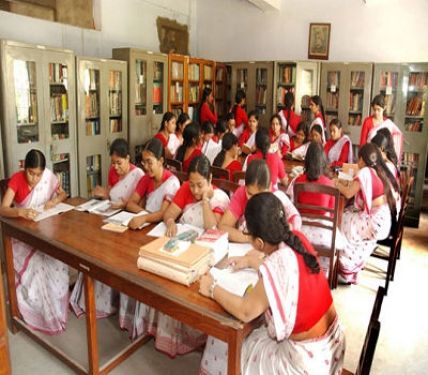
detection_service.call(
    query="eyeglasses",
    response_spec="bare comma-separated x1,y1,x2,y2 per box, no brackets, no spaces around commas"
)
140,159,154,167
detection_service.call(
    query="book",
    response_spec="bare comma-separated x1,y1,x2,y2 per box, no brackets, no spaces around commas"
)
147,222,204,238
195,229,228,264
74,199,121,217
228,243,253,258
101,222,129,233
104,210,150,229
33,202,74,222
202,139,222,164
210,267,259,297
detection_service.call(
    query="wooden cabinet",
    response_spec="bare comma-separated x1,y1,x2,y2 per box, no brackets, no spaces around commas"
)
320,62,373,144
230,61,274,126
273,61,320,121
0,40,78,196
112,48,168,160
214,62,230,117
168,53,187,117
76,57,127,197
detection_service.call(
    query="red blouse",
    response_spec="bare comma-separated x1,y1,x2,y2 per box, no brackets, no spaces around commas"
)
324,138,350,167
246,151,286,187
290,137,306,152
239,129,255,147
359,116,375,148
199,102,217,125
295,174,335,216
154,132,168,148
108,164,137,187
234,105,248,129
135,169,173,198
281,109,301,134
182,148,202,172
8,171,31,204
223,159,242,181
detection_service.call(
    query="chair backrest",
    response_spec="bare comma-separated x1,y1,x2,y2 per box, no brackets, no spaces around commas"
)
356,320,381,375
211,165,230,180
0,178,10,201
232,170,245,184
369,286,385,323
165,158,183,173
212,178,239,196
174,170,188,184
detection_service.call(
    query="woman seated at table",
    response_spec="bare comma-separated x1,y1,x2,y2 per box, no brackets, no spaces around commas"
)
324,118,353,167
199,193,345,375
175,112,191,145
335,143,399,284
119,137,180,336
154,112,177,159
371,128,400,183
239,110,259,155
309,123,326,145
278,91,301,137
201,121,222,164
212,132,242,181
269,113,290,158
70,139,144,319
288,121,310,160
175,122,202,172
219,159,301,243
148,155,229,357
244,127,288,189
0,149,68,334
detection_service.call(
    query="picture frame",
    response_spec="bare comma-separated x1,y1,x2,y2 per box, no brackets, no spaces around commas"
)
308,23,331,60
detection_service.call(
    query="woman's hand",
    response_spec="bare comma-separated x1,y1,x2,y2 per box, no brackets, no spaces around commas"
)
165,219,177,237
110,198,126,209
227,256,250,271
44,199,57,210
19,208,38,220
199,273,214,298
229,250,265,270
202,185,214,201
93,185,107,199
129,215,146,230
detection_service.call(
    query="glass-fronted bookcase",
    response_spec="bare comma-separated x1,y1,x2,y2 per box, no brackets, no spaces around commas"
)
0,40,78,197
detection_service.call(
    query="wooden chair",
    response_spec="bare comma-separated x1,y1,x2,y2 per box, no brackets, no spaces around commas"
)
211,165,230,180
232,170,245,184
370,286,385,323
212,178,239,197
165,158,183,173
293,182,341,289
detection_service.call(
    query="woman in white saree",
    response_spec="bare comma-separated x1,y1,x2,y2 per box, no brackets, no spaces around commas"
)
70,139,144,318
0,149,68,334
199,192,345,374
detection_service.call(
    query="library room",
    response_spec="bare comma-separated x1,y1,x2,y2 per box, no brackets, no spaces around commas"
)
0,0,427,374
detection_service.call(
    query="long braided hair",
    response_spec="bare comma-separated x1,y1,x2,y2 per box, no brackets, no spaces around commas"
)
245,192,320,273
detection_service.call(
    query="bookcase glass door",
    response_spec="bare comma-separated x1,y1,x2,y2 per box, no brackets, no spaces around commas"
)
405,71,427,132
295,62,319,122
276,63,296,113
14,60,39,143
325,70,340,127
170,59,184,116
49,62,69,140
203,63,213,89
236,68,248,111
153,61,164,115
215,64,226,117
83,68,100,136
86,154,102,197
255,68,268,115
109,70,123,134
348,71,365,127
378,70,399,121
188,61,200,120
135,60,147,116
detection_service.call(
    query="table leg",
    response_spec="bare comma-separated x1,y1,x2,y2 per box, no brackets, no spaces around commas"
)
228,329,244,375
2,232,19,333
84,274,99,374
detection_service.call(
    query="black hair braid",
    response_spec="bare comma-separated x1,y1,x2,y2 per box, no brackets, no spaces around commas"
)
213,149,226,167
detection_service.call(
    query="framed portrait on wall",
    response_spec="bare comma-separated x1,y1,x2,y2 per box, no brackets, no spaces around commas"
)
308,23,331,60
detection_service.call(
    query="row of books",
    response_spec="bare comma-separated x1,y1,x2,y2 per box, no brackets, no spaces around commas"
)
51,126,69,140
279,65,296,85
86,154,101,172
85,120,100,136
409,72,428,89
49,63,68,84
348,113,362,126
276,86,295,106
87,173,101,196
135,60,147,86
85,92,99,118
170,84,183,102
110,118,122,133
109,70,122,91
50,94,68,122
135,82,147,105
406,95,424,116
401,152,419,165
256,68,267,85
55,170,70,196
188,63,200,81
349,92,363,112
188,85,199,102
325,92,339,110
171,61,184,80
405,120,423,132
109,92,122,116
255,86,267,105
154,62,163,81
84,69,99,91
350,71,365,88
379,71,398,90
382,93,396,116
204,65,213,81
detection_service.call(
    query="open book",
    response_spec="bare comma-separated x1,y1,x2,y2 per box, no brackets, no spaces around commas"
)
210,267,259,297
104,210,150,229
74,199,121,217
147,222,204,238
33,202,75,222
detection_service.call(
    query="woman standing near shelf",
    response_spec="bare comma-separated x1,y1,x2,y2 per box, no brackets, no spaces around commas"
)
239,110,259,155
199,192,345,375
359,94,403,159
198,87,218,125
213,132,242,180
175,122,202,172
269,114,290,158
0,149,68,334
335,143,399,284
119,138,180,337
154,111,177,159
324,119,353,167
278,91,302,137
71,139,144,319
232,89,248,138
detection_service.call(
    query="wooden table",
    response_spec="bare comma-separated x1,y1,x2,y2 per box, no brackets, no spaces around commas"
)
0,261,11,375
1,198,256,374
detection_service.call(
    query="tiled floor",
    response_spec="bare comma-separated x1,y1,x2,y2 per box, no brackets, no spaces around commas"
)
5,214,428,374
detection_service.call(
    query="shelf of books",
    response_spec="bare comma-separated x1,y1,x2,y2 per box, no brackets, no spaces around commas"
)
113,48,168,160
188,57,201,121
168,53,186,118
76,57,127,197
274,61,319,122
214,62,228,117
0,40,78,196
230,63,248,113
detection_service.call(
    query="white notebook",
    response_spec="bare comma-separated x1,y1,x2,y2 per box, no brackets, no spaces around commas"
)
147,222,204,238
210,267,259,297
33,203,75,222
105,210,150,229
74,199,121,217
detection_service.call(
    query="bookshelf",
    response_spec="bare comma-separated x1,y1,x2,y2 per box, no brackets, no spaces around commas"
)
273,61,320,122
214,62,231,117
112,48,168,161
320,63,372,145
76,57,127,197
230,62,274,125
0,40,78,196
168,53,186,118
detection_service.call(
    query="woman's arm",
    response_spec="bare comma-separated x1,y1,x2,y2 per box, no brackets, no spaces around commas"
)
163,202,183,237
126,192,145,213
0,188,38,220
44,185,67,209
335,178,361,199
129,200,171,229
218,210,251,243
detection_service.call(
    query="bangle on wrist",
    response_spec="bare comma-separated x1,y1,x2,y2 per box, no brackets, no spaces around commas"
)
209,278,218,299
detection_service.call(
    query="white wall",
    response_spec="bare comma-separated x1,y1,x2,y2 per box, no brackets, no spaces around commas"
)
0,0,197,58
195,0,428,62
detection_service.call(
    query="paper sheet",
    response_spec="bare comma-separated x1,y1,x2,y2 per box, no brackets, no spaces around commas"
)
33,203,74,222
